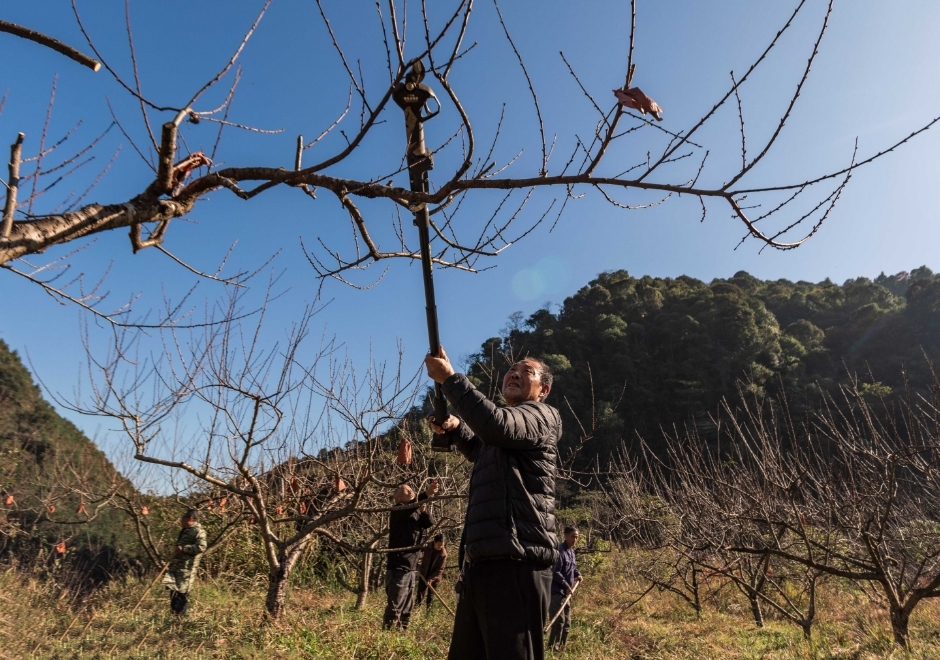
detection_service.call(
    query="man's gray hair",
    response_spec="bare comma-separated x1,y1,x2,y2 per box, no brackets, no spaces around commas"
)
525,357,554,390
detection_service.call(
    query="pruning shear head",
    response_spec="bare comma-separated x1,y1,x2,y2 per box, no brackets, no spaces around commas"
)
393,61,440,121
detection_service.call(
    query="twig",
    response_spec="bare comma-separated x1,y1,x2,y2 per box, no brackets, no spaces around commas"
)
492,0,547,175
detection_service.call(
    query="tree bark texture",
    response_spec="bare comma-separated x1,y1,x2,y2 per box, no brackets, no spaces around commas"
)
889,605,910,649
748,594,764,628
0,195,187,264
265,568,289,619
691,566,701,617
355,551,372,610
265,548,302,619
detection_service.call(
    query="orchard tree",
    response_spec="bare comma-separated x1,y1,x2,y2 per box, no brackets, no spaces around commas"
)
60,294,469,618
0,0,936,324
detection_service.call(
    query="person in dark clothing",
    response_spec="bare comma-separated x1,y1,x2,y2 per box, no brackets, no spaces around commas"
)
416,534,448,610
425,349,561,660
548,526,583,652
384,481,438,629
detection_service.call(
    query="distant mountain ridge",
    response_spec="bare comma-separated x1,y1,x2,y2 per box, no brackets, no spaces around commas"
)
466,267,940,467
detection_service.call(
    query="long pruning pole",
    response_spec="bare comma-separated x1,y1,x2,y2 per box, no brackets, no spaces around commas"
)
392,62,450,447
418,572,456,618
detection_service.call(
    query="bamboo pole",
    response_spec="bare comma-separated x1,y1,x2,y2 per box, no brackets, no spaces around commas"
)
543,580,580,633
78,608,98,637
57,612,80,641
417,573,456,618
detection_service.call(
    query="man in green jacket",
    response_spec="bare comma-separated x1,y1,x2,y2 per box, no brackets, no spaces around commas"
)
162,509,207,616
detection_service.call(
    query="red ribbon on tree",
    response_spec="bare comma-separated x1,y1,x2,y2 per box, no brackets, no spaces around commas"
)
335,475,346,492
55,541,66,555
76,502,85,515
141,506,149,515
3,495,13,506
397,437,413,465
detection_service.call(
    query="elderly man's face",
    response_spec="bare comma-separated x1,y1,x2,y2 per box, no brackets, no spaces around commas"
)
501,359,549,406
393,485,415,504
434,540,444,551
565,530,580,548
180,515,195,529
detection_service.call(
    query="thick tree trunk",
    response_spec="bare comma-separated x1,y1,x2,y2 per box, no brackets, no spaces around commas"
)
265,547,303,619
265,565,290,619
802,576,817,640
800,621,812,640
889,606,910,649
356,551,372,610
748,593,764,628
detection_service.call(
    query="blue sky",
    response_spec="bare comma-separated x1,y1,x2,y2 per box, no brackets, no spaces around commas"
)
2,1,939,467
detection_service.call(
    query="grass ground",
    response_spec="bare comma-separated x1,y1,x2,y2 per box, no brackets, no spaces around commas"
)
2,554,939,659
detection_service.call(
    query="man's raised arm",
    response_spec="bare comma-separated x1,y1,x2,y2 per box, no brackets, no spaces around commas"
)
442,373,555,450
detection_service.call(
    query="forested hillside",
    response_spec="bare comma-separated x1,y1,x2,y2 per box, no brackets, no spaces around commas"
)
0,339,134,580
465,267,940,466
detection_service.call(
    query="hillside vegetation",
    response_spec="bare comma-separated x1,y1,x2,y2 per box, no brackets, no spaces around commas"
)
0,339,136,588
4,548,939,659
467,267,940,465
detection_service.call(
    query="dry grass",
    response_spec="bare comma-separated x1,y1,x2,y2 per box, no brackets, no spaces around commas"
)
2,552,939,659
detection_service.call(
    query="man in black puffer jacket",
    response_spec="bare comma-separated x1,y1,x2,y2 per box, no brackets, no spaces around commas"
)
425,348,560,660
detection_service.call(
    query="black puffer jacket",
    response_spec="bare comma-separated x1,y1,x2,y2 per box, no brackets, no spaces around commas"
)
441,373,560,569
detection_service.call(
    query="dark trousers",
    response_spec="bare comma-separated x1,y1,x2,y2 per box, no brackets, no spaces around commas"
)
448,559,551,660
384,568,416,629
415,575,440,609
547,592,571,649
169,590,189,616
